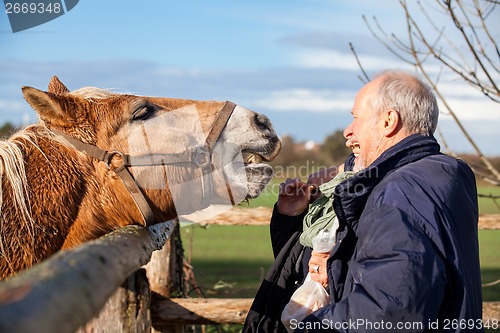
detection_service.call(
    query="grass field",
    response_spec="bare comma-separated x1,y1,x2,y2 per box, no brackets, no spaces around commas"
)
179,184,499,331
477,185,500,214
181,227,499,300
182,225,273,298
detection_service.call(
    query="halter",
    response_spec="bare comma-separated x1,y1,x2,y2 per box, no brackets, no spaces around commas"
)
52,101,237,226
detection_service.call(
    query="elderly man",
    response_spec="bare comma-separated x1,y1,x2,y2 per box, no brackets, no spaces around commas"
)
244,70,483,332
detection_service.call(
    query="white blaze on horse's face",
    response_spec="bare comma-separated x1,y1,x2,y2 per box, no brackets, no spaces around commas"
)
220,105,278,195
117,100,279,222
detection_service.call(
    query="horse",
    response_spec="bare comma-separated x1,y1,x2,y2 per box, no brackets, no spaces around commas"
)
0,76,281,279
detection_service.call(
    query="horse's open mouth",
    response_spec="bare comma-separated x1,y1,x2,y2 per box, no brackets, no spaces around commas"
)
242,151,274,198
243,152,265,164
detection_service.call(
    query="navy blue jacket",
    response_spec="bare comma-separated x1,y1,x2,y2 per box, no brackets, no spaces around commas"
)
298,134,482,332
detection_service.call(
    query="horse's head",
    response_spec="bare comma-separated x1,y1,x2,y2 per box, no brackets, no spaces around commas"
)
22,76,281,224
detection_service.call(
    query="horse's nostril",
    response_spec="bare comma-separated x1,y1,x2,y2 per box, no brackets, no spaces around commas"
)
253,113,271,132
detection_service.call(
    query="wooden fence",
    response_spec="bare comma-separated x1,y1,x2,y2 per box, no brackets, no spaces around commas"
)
0,208,498,332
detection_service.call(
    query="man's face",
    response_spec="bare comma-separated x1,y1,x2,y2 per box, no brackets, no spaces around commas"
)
343,80,385,170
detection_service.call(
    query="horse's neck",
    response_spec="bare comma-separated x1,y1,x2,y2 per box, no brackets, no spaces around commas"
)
23,133,90,246
1,125,184,279
20,131,140,249
0,129,85,278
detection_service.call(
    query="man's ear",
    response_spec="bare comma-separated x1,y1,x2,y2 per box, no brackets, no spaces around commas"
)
382,109,402,137
48,76,70,94
22,86,78,126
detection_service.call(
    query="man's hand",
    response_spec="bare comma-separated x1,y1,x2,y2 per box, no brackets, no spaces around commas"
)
308,250,329,288
307,165,343,201
276,178,314,216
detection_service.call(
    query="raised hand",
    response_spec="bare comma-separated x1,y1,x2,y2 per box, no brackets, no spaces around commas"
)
277,178,314,216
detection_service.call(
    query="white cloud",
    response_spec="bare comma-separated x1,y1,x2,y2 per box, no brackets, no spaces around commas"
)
253,89,354,112
439,99,500,121
0,99,26,113
293,50,398,71
437,82,500,121
288,53,500,122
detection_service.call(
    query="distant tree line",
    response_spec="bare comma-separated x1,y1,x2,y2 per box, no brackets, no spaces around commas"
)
271,129,500,183
270,129,352,171
0,123,16,139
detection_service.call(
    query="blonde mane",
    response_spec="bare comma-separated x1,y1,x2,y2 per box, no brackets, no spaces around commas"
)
70,87,120,100
0,125,54,269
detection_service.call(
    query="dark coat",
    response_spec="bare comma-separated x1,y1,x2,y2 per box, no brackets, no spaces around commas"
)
244,134,482,332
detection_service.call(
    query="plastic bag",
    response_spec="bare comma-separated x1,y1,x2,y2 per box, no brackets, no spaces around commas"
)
281,274,330,332
311,219,338,252
281,223,338,332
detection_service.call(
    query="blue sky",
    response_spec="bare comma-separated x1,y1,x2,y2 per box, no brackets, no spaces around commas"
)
1,0,499,155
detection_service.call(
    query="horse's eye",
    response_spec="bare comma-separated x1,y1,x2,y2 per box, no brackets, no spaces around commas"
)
132,106,154,121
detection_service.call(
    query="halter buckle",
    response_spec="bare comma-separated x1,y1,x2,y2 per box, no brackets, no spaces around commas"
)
192,146,211,168
105,151,126,171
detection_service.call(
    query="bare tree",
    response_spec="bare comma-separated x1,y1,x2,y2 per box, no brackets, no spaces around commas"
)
352,0,500,186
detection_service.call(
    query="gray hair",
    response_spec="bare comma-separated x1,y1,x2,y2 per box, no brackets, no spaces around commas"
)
371,70,439,136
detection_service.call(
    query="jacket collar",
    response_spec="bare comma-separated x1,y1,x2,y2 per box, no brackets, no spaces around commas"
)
333,134,441,228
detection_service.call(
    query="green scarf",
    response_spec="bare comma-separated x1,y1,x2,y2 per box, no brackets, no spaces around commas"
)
299,171,355,248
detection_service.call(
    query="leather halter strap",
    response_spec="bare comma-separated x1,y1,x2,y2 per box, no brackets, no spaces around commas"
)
205,101,236,148
52,101,237,226
201,100,237,206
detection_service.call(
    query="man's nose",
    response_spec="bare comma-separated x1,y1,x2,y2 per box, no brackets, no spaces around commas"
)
343,123,353,139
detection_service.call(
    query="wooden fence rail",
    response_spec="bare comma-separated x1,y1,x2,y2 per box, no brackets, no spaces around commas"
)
152,298,253,325
151,299,500,325
0,208,498,332
0,221,176,333
200,207,500,229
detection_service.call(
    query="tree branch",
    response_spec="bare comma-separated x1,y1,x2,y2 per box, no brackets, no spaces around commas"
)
356,0,500,184
349,43,371,83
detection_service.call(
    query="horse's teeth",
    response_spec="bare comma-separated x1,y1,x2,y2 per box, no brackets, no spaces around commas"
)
244,153,263,164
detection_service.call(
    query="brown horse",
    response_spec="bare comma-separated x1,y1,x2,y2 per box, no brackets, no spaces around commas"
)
0,76,281,279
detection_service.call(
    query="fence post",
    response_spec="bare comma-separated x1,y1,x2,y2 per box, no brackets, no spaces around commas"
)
75,221,186,333
147,222,186,333
76,269,152,333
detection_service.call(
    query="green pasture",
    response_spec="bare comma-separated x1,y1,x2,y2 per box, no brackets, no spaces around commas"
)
181,225,273,298
179,184,499,332
181,227,499,299
239,178,281,209
477,185,500,215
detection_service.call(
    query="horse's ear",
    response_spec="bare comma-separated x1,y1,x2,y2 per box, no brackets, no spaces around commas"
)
22,86,77,126
48,76,70,94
